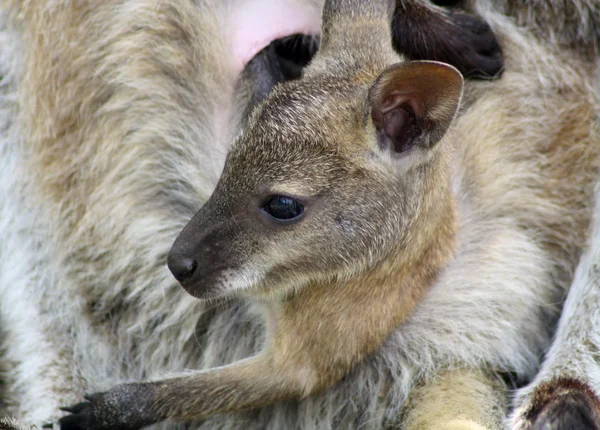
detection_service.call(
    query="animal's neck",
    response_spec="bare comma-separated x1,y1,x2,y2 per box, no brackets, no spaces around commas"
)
271,184,457,391
346,185,458,327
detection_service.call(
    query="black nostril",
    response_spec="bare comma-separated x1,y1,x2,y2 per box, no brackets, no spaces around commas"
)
168,255,198,283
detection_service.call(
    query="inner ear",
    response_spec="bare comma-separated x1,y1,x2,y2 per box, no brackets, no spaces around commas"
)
368,61,463,155
377,97,419,153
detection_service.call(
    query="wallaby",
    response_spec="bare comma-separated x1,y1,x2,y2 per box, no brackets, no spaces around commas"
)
402,4,600,429
0,0,506,428
57,0,600,428
59,0,464,427
510,144,600,424
1,0,599,429
487,2,600,428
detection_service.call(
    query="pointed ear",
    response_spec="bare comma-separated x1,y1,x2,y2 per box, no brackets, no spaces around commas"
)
368,61,463,155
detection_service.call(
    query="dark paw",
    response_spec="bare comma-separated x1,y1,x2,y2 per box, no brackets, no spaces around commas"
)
59,384,157,430
392,6,503,80
431,0,463,6
445,10,504,79
526,379,600,430
59,394,103,430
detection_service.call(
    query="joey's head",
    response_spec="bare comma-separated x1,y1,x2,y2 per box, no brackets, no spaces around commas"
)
168,0,463,300
168,59,463,300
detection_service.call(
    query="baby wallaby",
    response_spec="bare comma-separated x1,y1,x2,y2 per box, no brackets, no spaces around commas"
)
59,0,463,428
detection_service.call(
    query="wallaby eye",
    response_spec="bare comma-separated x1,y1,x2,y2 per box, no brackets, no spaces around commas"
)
262,195,305,221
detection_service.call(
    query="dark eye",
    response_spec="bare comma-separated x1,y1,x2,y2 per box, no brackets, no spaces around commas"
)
262,195,305,221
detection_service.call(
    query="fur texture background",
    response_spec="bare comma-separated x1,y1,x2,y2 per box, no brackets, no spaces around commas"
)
0,0,599,429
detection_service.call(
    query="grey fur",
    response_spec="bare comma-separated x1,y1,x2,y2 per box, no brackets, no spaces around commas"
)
0,0,599,429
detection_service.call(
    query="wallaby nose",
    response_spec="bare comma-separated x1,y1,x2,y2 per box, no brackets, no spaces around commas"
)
167,253,198,284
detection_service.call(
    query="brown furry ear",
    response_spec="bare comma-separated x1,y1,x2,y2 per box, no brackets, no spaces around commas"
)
368,61,463,155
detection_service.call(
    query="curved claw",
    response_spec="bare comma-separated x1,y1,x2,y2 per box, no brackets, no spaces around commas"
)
57,384,159,430
83,392,106,402
58,401,93,430
60,401,91,414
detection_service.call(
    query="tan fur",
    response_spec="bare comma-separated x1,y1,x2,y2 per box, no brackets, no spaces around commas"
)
62,6,466,425
60,0,600,427
273,214,457,391
501,0,600,59
402,369,507,430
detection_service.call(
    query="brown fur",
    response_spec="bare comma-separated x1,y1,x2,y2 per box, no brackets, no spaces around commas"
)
60,0,600,428
58,2,467,428
524,379,600,429
392,0,503,79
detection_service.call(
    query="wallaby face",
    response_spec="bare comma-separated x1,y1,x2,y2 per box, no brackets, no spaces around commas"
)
168,61,463,301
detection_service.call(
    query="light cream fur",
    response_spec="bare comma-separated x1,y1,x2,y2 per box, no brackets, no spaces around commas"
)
402,369,507,430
